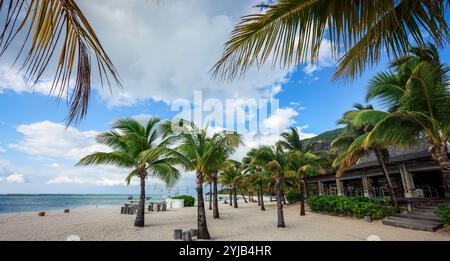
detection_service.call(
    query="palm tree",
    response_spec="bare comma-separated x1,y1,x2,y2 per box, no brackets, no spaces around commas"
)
0,0,120,124
354,44,450,195
171,122,241,239
212,0,449,81
253,145,289,228
219,161,244,208
209,133,241,219
244,148,268,211
287,151,323,216
278,127,322,196
204,173,213,210
77,118,182,227
332,104,398,208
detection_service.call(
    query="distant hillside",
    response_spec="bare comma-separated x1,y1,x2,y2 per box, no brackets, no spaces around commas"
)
302,128,344,151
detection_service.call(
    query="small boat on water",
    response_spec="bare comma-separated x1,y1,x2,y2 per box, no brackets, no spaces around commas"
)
127,195,133,200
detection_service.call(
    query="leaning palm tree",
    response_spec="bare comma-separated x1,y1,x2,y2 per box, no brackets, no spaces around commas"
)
332,104,398,208
253,145,289,228
212,0,449,81
77,118,182,227
170,122,241,239
354,44,450,194
0,0,120,124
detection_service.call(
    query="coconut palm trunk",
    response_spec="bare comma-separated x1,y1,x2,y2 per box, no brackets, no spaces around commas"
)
229,190,233,206
281,190,286,205
212,171,220,219
241,191,248,203
257,191,261,206
260,178,266,211
431,142,450,196
209,181,212,210
134,174,146,227
303,175,309,198
196,171,210,239
275,178,285,228
233,187,238,208
374,150,398,208
299,183,306,216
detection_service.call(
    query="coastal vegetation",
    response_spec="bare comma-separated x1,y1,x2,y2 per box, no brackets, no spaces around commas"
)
70,44,449,237
76,118,184,227
435,204,450,225
172,195,195,207
308,195,396,219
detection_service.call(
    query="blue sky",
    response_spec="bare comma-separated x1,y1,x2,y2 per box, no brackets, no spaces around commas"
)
0,0,448,194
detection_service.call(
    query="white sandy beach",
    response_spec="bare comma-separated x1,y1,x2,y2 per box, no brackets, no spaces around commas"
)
0,202,449,241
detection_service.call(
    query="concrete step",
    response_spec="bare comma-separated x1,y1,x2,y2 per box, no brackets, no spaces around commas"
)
411,208,437,214
395,213,444,223
382,217,443,232
414,205,438,210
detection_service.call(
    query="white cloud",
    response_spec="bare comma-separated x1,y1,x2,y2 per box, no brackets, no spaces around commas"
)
75,0,293,107
0,65,59,97
10,121,110,161
47,176,86,185
0,147,5,153
263,107,299,132
6,173,25,184
50,163,60,168
131,114,155,125
95,178,125,187
303,39,335,75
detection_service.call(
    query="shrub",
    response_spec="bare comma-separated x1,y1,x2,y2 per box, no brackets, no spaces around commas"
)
172,195,195,207
307,195,395,219
286,191,302,204
435,203,450,225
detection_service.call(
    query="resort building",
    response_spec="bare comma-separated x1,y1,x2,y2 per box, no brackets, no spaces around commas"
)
307,142,450,207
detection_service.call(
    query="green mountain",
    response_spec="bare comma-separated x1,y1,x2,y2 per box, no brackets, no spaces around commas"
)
302,128,344,150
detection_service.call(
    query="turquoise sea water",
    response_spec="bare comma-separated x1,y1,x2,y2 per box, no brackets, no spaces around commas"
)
0,194,167,214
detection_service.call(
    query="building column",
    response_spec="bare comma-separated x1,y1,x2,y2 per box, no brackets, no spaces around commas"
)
336,178,344,196
318,181,324,195
399,163,415,198
361,171,371,198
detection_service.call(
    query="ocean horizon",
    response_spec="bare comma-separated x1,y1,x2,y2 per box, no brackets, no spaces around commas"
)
0,194,169,214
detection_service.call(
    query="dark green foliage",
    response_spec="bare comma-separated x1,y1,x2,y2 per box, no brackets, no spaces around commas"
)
286,191,302,204
172,195,195,207
435,203,450,225
302,128,345,146
308,195,396,219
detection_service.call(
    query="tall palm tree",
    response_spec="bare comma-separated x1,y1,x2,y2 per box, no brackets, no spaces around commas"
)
253,145,289,228
287,151,323,216
332,104,398,208
219,161,245,209
209,133,241,219
0,0,120,124
278,127,325,196
244,148,268,211
212,0,449,81
354,44,450,194
77,118,182,227
204,173,213,210
170,122,241,239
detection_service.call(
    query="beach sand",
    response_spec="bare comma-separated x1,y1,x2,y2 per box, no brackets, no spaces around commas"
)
0,202,449,241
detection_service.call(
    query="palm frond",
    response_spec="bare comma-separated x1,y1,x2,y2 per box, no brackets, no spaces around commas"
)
212,0,449,81
0,0,121,124
76,152,134,168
